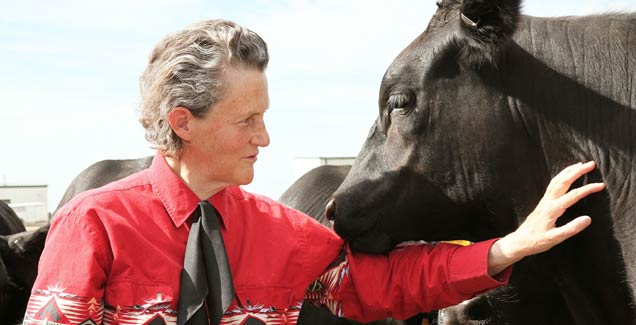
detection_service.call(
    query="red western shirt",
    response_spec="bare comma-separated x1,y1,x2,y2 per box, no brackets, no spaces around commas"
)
23,153,509,325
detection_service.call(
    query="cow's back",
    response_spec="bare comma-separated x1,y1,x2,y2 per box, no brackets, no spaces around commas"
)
279,165,351,225
0,200,26,235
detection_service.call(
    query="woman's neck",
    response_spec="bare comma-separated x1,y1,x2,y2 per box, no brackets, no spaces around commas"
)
164,154,227,200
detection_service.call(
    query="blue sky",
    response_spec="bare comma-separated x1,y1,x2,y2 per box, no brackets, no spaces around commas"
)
1,0,635,212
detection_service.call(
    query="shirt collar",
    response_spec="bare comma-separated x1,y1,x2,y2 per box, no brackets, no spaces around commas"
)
148,152,229,229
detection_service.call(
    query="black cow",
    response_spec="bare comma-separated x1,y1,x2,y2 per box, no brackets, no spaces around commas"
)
327,0,636,324
0,200,48,324
0,200,26,235
0,224,49,324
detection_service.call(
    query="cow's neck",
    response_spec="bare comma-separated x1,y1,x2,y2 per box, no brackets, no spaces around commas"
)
505,14,636,214
485,14,636,321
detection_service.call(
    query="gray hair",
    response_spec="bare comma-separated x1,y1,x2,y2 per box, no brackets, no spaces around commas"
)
139,19,269,156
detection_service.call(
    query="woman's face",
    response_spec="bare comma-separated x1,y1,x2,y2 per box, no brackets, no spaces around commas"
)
187,67,270,188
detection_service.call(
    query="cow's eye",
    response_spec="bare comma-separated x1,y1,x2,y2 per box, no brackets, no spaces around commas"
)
387,93,412,115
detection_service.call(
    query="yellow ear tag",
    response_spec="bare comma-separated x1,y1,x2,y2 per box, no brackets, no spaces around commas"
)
441,240,472,246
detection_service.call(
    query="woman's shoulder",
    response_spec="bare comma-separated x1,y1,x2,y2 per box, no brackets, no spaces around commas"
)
54,170,153,223
227,186,319,225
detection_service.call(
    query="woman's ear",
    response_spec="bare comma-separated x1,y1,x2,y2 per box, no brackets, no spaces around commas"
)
168,107,194,141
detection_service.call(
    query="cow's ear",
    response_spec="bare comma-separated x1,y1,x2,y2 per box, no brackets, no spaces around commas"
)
14,224,49,254
457,0,522,67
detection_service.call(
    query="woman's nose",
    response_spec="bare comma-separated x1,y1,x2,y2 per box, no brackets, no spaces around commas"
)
251,121,270,147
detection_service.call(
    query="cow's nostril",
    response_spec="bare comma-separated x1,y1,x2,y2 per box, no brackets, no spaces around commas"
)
325,199,336,221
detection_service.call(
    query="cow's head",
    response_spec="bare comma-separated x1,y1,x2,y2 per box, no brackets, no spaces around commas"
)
0,224,49,324
327,0,545,254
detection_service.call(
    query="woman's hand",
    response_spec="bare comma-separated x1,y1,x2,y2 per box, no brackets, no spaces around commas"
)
488,161,605,276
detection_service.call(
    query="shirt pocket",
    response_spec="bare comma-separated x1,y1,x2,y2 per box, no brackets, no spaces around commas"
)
105,281,175,311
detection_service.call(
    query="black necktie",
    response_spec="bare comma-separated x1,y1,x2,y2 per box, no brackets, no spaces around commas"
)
177,201,235,325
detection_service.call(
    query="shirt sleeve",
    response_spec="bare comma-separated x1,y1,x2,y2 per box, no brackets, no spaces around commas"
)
22,208,111,325
305,239,511,322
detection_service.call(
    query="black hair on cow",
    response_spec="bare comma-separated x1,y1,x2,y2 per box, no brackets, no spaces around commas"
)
457,0,522,67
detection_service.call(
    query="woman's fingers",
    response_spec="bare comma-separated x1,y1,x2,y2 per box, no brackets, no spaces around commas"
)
545,161,597,198
494,161,603,266
556,182,606,212
545,216,592,245
544,162,581,194
515,161,604,257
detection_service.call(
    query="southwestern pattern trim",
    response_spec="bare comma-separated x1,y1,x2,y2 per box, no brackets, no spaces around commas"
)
305,255,350,317
221,301,302,325
23,286,103,325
